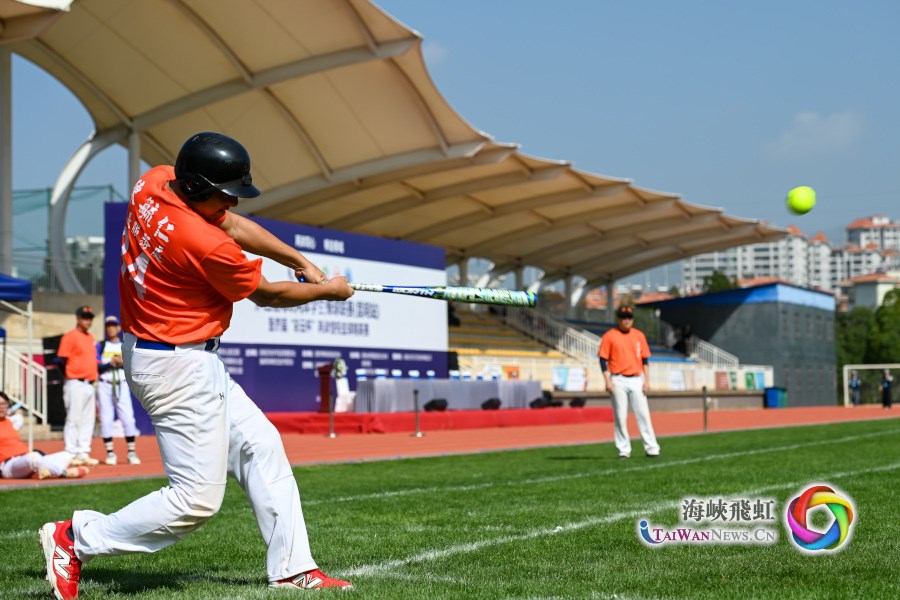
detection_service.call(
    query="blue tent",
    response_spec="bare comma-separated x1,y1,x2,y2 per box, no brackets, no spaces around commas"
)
0,273,32,302
1,272,37,450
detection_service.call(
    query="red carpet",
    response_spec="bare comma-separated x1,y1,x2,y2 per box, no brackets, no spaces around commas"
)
266,407,614,435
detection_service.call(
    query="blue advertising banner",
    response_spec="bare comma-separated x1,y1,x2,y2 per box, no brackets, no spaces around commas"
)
105,201,448,433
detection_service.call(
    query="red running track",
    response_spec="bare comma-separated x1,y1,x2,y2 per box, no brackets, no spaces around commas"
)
1,405,896,489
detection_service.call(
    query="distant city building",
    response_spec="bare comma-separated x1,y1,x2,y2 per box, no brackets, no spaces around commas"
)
682,215,900,296
840,270,900,311
846,215,900,250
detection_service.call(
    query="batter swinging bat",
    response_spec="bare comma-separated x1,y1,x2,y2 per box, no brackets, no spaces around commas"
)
349,283,537,307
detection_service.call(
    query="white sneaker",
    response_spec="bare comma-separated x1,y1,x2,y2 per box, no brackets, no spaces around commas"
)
127,451,142,465
105,452,118,466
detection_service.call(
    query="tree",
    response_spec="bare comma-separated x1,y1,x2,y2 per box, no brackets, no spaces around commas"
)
667,285,681,297
702,270,735,293
834,292,900,400
836,307,874,373
865,289,900,364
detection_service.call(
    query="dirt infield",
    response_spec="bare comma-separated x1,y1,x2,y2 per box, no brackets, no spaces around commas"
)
2,405,896,490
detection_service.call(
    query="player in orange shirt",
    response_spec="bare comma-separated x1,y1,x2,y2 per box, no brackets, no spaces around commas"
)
598,305,660,459
0,391,89,480
55,305,100,467
39,132,355,600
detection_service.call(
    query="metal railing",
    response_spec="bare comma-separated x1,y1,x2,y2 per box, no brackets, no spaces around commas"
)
688,336,740,368
1,344,48,429
502,307,741,370
630,311,680,348
501,307,600,364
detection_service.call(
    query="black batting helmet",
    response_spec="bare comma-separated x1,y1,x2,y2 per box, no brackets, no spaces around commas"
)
174,132,260,200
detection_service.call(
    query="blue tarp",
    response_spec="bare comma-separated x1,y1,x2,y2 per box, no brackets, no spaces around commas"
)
0,273,32,302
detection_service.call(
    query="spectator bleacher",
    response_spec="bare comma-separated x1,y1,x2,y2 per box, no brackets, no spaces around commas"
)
449,307,567,359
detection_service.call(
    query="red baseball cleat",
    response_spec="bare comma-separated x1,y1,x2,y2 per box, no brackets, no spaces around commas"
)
38,520,81,599
269,568,352,590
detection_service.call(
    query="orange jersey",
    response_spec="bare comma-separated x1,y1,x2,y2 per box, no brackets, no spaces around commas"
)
57,328,98,380
0,418,27,463
119,166,262,344
598,327,650,376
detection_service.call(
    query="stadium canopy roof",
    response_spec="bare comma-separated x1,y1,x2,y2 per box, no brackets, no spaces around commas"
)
0,0,787,293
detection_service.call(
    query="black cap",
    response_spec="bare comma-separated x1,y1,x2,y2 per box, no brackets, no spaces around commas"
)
615,305,634,319
75,305,95,319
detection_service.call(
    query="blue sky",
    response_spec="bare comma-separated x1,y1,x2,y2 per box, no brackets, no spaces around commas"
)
11,0,900,285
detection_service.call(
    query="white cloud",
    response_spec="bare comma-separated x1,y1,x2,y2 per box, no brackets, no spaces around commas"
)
765,110,864,160
422,41,449,66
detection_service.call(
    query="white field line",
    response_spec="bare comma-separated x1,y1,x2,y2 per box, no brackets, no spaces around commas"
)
367,571,467,585
344,461,900,578
304,428,899,506
3,429,896,542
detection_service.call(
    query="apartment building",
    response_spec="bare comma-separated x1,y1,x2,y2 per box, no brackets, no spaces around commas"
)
683,216,900,293
847,216,900,250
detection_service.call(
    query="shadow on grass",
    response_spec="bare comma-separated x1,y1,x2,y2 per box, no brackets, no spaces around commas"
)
29,565,262,596
545,455,612,461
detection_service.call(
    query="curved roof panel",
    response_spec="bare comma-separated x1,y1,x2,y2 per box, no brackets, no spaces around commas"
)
2,0,787,286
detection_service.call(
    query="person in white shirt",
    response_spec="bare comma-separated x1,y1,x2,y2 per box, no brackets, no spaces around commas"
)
96,315,141,465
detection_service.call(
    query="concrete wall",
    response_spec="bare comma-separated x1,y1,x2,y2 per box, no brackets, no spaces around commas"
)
658,299,836,406
553,390,765,412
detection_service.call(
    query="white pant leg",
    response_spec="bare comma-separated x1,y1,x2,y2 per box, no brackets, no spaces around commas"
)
63,380,77,453
609,375,633,456
77,383,97,455
97,381,116,439
0,451,75,478
226,375,317,581
626,376,660,455
74,336,230,560
0,452,40,478
63,380,96,455
115,378,139,437
41,451,76,476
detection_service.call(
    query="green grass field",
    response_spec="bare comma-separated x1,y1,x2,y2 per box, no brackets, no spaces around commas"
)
2,418,899,599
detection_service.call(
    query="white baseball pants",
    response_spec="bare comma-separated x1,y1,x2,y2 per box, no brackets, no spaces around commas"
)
72,334,317,582
96,377,139,438
610,374,660,457
63,379,96,455
0,450,73,478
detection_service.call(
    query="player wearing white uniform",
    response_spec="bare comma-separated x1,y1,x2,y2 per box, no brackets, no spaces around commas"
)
96,315,141,465
598,305,661,459
56,306,100,467
39,132,355,600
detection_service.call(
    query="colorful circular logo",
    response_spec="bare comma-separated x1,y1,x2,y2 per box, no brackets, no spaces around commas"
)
785,483,856,554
